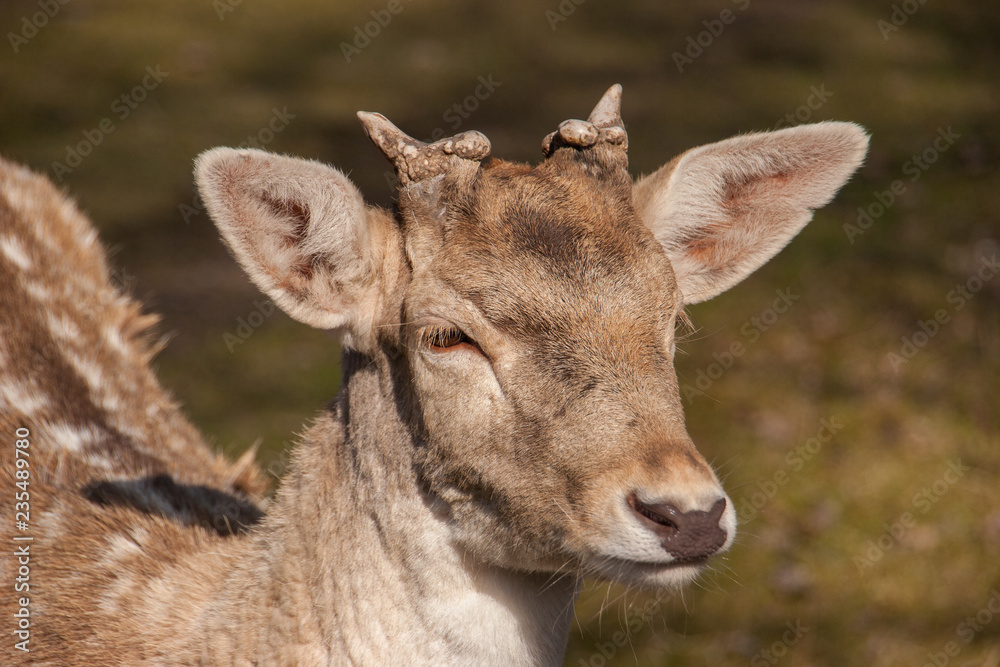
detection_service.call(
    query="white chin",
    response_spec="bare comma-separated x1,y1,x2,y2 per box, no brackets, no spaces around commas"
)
589,556,709,589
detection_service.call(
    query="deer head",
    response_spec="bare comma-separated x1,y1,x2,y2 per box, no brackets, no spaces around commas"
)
195,85,867,588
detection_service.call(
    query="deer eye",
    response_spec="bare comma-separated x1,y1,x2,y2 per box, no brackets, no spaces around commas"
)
422,325,480,354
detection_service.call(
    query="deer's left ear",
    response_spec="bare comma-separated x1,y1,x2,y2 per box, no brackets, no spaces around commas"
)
196,148,404,350
633,122,868,304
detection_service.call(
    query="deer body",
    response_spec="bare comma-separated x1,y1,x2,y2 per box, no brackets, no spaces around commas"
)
1,86,867,665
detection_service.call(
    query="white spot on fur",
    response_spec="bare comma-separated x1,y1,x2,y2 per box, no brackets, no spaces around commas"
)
0,235,31,270
22,280,53,303
101,393,121,412
141,574,183,625
46,311,83,343
113,420,147,446
42,421,104,453
104,533,145,565
99,529,153,611
35,497,66,539
103,325,131,357
99,563,141,615
83,452,117,472
0,380,51,415
65,350,105,393
26,219,58,253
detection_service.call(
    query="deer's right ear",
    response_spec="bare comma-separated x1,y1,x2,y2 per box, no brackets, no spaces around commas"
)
195,148,403,347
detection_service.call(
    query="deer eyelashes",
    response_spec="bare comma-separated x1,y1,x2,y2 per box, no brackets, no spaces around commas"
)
420,324,483,356
423,325,464,350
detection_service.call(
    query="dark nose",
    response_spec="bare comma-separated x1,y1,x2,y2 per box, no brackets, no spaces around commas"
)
627,494,728,562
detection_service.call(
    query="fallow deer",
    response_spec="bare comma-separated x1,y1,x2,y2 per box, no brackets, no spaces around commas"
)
0,85,867,665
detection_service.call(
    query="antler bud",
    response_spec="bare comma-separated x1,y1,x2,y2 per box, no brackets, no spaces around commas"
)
541,84,628,157
357,111,491,186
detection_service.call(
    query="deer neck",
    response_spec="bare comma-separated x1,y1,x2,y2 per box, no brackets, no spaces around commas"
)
212,349,578,666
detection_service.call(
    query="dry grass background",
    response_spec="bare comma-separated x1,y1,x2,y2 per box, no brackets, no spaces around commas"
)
1,0,998,664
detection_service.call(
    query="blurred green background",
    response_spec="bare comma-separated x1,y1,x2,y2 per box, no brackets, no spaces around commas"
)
2,0,998,664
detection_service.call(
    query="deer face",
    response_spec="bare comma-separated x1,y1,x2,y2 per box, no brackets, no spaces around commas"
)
196,86,867,588
401,157,731,585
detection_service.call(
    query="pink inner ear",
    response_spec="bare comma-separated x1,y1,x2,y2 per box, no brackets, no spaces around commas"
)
258,193,317,286
726,171,783,210
260,194,312,246
682,223,728,271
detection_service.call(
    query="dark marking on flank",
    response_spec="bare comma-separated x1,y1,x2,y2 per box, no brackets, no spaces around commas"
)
84,475,265,537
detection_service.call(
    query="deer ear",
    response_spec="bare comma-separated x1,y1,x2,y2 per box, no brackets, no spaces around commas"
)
633,122,868,304
195,148,398,345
